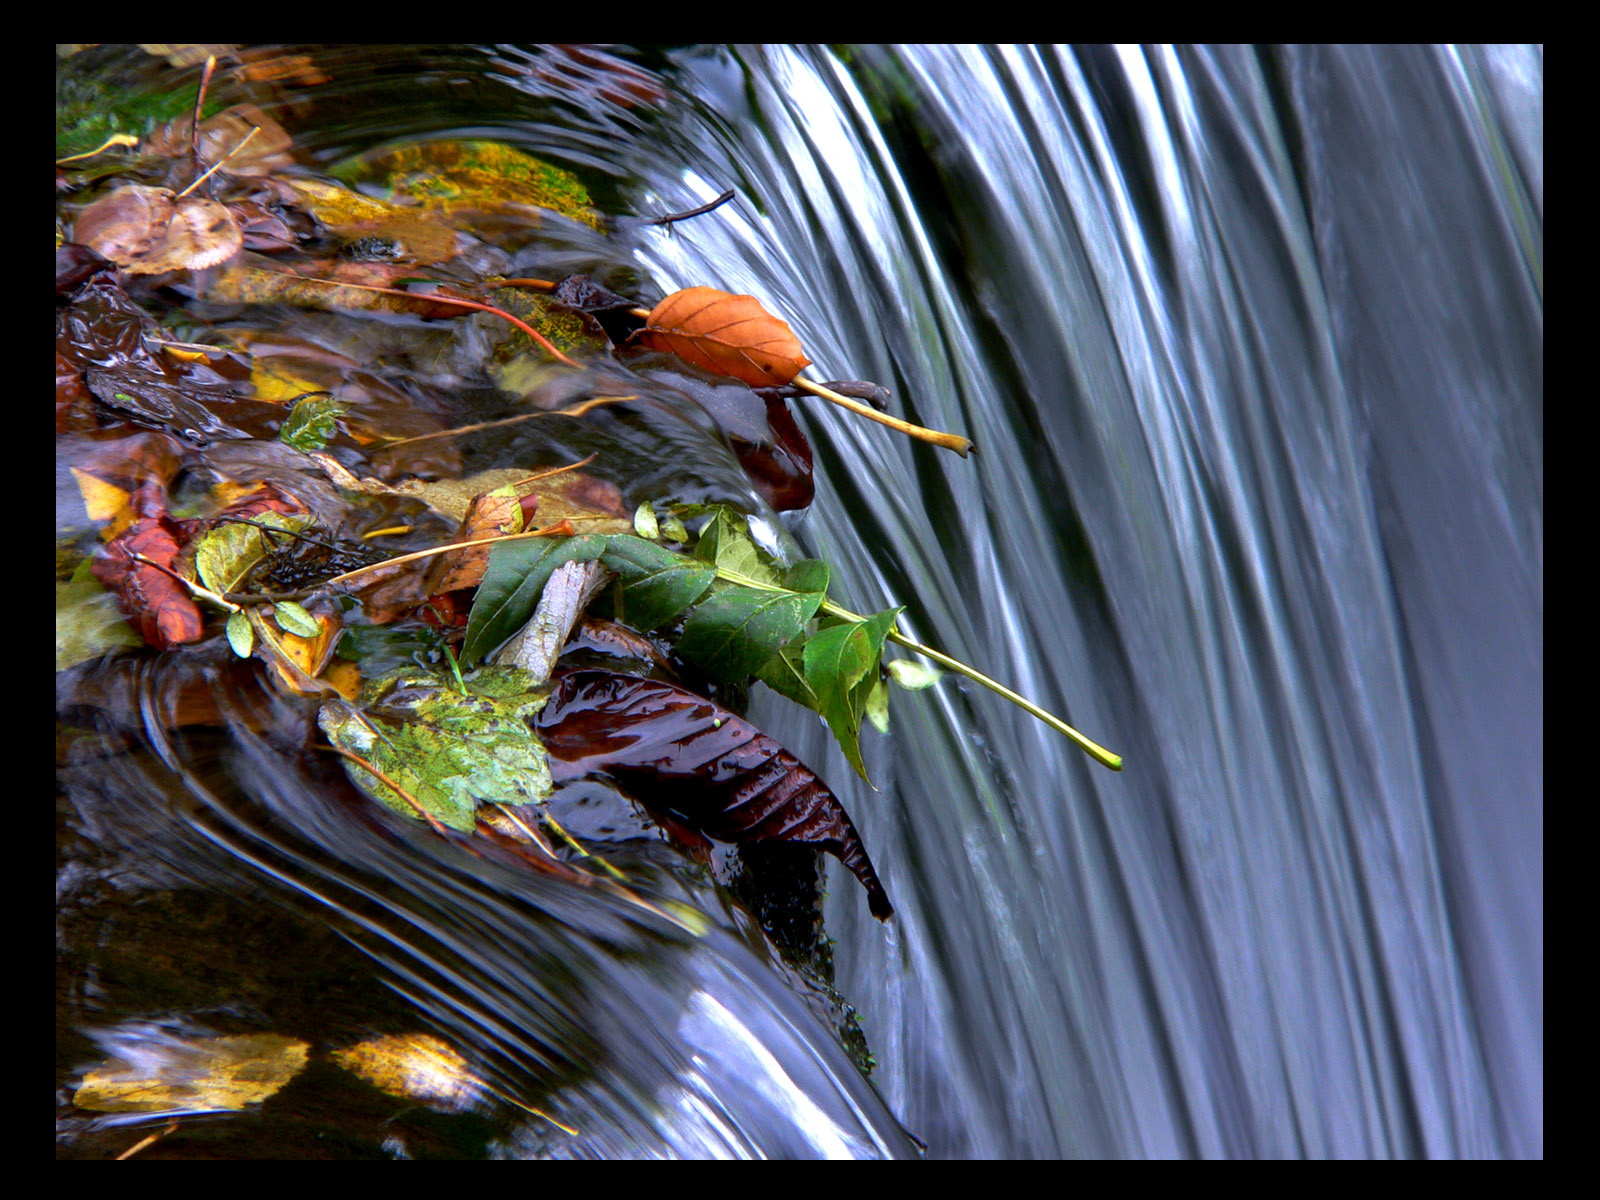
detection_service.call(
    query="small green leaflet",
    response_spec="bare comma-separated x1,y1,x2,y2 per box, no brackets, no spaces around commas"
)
272,600,321,637
225,610,254,658
803,607,902,781
693,506,782,585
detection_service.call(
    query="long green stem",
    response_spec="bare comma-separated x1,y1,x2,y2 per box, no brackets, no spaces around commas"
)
713,565,1122,771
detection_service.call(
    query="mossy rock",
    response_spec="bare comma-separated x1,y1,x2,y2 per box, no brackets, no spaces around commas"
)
331,140,603,231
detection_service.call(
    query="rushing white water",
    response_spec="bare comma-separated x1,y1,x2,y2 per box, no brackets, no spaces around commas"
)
624,45,1542,1157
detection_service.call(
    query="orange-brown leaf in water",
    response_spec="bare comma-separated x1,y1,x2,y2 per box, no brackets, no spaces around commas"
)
91,498,204,649
74,186,242,275
636,287,812,388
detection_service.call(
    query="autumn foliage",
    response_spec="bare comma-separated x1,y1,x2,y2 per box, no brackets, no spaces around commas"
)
636,287,812,388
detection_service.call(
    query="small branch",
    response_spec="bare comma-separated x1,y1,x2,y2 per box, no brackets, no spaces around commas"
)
131,552,239,612
55,133,139,164
327,745,451,834
190,55,216,178
322,520,579,589
710,563,1121,770
792,377,974,457
378,398,635,448
176,125,260,199
647,188,736,227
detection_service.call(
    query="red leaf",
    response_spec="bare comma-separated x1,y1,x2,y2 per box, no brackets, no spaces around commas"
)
92,502,204,650
538,670,892,919
636,287,812,388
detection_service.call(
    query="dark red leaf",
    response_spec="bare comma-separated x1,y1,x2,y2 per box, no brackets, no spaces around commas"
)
91,488,205,650
537,670,892,919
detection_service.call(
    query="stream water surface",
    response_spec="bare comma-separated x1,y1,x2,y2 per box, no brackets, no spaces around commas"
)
56,45,1542,1158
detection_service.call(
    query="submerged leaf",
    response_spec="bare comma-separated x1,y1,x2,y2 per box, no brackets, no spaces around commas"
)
74,185,242,275
636,287,811,388
538,670,892,919
318,664,552,831
74,1031,309,1115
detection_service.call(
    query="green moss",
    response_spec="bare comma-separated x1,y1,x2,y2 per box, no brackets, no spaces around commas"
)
332,140,603,231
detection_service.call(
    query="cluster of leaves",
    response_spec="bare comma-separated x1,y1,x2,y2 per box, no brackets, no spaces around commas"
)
464,505,901,783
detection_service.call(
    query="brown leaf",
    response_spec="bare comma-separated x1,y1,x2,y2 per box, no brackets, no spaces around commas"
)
635,287,812,388
538,670,893,919
74,186,242,275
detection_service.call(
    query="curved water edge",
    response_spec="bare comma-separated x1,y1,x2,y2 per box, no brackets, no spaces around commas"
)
56,45,1541,1157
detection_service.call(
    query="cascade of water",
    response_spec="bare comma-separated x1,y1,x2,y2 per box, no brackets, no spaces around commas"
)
627,45,1541,1157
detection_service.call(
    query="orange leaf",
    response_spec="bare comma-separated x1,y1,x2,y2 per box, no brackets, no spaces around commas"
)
636,287,811,388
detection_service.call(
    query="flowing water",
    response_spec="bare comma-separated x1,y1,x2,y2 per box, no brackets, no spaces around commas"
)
56,45,1542,1158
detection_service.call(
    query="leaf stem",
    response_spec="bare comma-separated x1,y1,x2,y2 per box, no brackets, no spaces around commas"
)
711,564,1120,770
792,377,973,456
322,520,579,589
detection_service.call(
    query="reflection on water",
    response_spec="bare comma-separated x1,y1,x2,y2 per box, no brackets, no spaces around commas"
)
57,45,1540,1158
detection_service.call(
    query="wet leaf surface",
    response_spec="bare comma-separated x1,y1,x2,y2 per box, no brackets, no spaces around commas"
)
74,1031,310,1115
538,669,892,919
635,287,812,388
318,664,552,832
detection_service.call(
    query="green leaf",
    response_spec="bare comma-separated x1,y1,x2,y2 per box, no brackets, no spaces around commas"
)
755,643,821,710
865,674,891,734
317,664,552,832
692,505,784,587
225,611,254,658
272,600,321,637
55,578,141,670
677,583,824,682
194,511,312,596
278,392,346,453
785,558,830,595
462,535,606,666
633,500,658,539
601,535,715,631
802,606,902,781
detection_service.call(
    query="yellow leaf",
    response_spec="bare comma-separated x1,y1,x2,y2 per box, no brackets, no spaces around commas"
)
69,467,130,523
331,1034,483,1110
74,1032,308,1114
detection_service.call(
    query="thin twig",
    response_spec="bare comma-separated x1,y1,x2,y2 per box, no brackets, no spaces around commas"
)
116,1117,180,1160
55,133,138,164
647,188,736,227
130,552,239,612
176,125,259,199
792,377,974,457
190,55,216,178
327,746,451,834
711,563,1121,770
322,520,579,589
378,398,634,448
